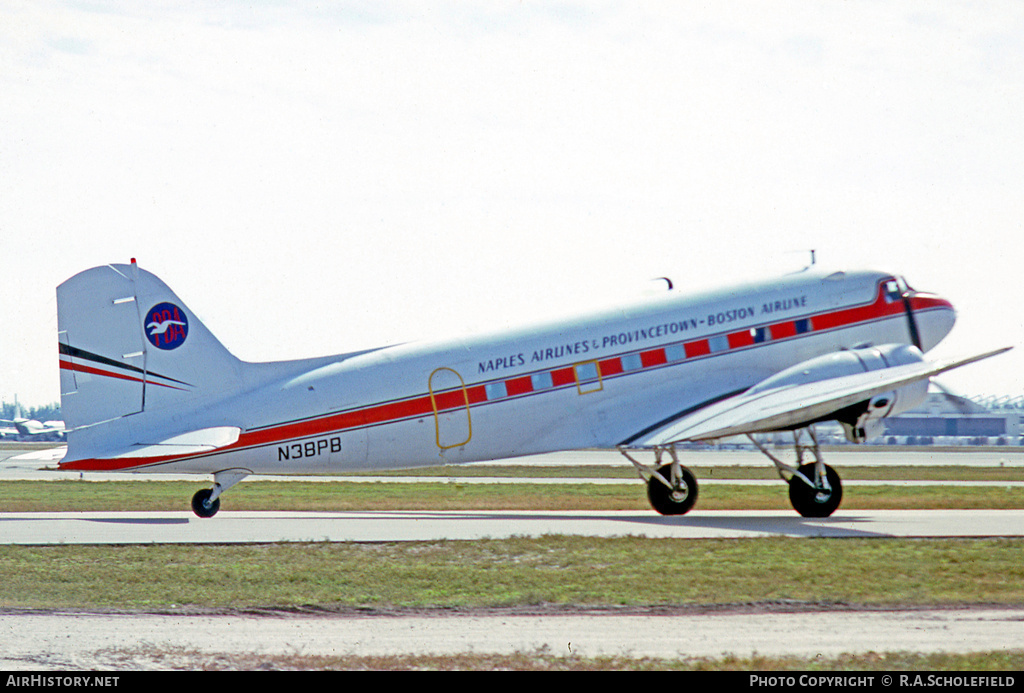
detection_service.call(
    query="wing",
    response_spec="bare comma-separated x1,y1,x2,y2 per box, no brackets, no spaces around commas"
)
637,346,1012,446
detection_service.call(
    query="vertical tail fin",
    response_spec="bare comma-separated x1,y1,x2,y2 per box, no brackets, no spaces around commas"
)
57,261,243,430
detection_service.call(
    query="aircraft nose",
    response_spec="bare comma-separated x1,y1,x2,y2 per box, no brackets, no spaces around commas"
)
909,292,956,352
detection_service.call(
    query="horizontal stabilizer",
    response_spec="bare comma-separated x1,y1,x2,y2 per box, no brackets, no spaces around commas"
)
638,346,1012,446
60,426,241,465
120,426,241,458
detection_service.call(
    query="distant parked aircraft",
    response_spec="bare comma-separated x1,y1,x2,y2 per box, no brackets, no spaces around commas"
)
1,402,65,441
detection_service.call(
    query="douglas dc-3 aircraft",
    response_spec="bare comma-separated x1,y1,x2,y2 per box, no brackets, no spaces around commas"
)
55,260,1009,518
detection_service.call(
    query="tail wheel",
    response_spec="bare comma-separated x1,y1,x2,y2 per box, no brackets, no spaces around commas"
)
647,464,698,516
191,488,220,518
788,463,843,518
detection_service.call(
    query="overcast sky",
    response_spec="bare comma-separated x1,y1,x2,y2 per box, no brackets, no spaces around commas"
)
2,1,1023,408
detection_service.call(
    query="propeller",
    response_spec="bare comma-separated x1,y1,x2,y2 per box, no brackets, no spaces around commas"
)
899,289,923,351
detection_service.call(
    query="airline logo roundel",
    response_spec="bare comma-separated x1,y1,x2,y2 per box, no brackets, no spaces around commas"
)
145,302,189,350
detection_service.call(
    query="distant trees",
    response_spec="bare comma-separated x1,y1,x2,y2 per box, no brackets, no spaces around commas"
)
1,402,62,422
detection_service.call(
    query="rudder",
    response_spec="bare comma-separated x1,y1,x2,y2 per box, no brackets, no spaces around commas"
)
57,261,243,430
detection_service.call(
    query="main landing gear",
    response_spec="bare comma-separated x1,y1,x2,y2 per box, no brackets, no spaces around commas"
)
620,425,844,518
748,427,843,518
190,469,250,518
619,446,698,516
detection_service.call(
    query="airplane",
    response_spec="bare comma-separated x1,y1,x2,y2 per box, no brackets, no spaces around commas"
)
0,402,66,441
7,419,66,441
54,260,1010,518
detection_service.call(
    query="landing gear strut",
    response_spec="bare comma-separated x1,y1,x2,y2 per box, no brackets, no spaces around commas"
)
619,446,699,516
622,425,844,518
748,426,843,517
190,469,250,519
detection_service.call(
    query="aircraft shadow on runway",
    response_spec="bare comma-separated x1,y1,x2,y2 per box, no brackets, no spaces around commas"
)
0,516,190,526
0,510,916,541
221,509,890,539
613,512,886,538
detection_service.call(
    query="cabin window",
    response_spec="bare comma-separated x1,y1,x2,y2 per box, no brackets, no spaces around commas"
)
750,326,770,343
795,318,812,334
574,361,603,394
575,361,599,381
531,372,553,391
708,335,729,353
485,382,507,400
620,353,643,371
665,344,686,361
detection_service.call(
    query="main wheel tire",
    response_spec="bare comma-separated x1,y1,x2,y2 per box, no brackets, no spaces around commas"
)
788,463,843,518
191,488,221,518
647,464,698,516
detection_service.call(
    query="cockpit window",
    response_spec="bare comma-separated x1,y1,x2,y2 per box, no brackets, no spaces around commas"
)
884,279,902,302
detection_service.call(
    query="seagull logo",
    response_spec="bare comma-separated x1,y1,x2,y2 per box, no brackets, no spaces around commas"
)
147,318,186,335
144,302,189,350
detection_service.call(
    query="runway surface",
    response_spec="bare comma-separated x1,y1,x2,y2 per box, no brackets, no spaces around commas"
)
3,508,1024,544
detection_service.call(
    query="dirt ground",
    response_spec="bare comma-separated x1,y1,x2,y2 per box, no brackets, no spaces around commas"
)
3,604,1023,670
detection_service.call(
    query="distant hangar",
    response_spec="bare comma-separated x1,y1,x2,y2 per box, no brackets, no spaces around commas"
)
881,391,1022,445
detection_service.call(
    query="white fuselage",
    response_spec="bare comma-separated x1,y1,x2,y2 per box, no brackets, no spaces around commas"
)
60,269,955,475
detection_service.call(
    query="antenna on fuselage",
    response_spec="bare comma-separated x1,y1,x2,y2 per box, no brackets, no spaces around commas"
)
785,249,818,273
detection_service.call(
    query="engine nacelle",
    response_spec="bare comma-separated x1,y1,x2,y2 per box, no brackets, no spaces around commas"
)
751,344,931,443
840,377,929,443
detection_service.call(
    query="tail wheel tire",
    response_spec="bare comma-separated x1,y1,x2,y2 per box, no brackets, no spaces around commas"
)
647,464,698,516
789,463,843,518
191,488,220,518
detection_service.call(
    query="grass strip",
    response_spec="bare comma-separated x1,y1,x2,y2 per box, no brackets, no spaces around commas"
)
2,537,1022,610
